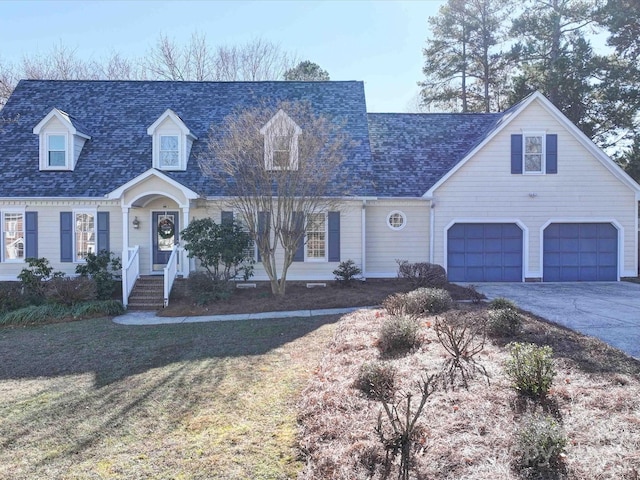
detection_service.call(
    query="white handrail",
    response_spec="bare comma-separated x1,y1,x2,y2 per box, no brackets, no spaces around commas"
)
163,246,179,307
122,246,140,308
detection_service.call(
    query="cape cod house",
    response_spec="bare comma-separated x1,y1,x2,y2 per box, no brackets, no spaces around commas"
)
0,80,638,307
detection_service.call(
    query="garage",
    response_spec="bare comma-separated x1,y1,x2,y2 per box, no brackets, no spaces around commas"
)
447,223,523,282
543,223,618,281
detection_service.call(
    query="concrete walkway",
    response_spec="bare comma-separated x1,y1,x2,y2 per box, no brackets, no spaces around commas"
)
113,305,375,326
474,282,640,360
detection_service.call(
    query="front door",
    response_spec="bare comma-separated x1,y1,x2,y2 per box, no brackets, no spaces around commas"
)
152,211,179,270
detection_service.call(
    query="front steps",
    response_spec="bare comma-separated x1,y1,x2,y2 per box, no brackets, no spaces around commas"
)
127,275,164,311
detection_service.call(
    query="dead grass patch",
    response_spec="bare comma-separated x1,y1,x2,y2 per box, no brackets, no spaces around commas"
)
297,306,640,479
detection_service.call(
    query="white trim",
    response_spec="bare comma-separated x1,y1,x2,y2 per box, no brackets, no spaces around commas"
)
146,109,197,139
261,110,302,171
386,210,407,231
33,108,90,139
522,132,546,175
425,91,640,197
443,218,528,282
361,200,367,278
72,208,97,263
539,219,623,282
1,207,26,263
429,202,435,264
147,109,197,172
304,212,328,262
106,168,199,205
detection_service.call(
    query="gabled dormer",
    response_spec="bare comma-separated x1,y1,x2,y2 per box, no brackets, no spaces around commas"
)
33,108,91,171
147,109,197,171
259,110,301,171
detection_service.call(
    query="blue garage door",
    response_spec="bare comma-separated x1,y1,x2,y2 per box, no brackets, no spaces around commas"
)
447,223,523,282
543,223,618,281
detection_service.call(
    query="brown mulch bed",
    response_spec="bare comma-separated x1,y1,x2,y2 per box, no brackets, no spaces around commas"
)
159,279,477,317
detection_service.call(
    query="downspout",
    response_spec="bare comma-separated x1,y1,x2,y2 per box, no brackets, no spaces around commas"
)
121,204,130,307
361,199,367,279
429,199,435,264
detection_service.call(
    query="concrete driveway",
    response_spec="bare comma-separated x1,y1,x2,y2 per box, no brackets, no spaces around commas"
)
473,282,640,360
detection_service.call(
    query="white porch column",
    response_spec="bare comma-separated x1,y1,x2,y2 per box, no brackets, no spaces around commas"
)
181,206,190,278
121,206,130,264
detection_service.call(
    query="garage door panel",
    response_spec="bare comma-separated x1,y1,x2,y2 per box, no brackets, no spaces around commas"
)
543,223,617,281
447,223,523,282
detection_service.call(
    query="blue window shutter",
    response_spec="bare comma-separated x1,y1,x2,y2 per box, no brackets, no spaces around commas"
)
328,211,340,262
511,134,523,174
25,212,38,259
60,212,73,262
293,212,304,262
97,212,110,253
546,134,558,174
257,211,270,262
221,211,234,225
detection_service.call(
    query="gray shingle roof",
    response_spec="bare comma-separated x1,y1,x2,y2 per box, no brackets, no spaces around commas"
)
367,112,505,197
0,80,374,198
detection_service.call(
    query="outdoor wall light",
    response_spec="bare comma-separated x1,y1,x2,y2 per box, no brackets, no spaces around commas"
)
132,216,140,229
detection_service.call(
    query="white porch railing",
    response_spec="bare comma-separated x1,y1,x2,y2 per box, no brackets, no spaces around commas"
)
122,246,140,308
163,246,179,307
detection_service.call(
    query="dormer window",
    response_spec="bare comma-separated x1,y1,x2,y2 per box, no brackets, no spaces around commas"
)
260,110,301,171
148,109,197,171
47,134,67,167
160,135,180,167
33,108,90,171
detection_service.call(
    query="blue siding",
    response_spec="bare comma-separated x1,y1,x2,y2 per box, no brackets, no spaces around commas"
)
447,223,523,282
543,223,617,281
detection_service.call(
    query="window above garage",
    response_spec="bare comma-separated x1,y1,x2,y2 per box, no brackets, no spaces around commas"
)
511,133,557,175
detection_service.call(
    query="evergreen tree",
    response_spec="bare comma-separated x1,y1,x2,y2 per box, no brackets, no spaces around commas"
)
284,61,330,81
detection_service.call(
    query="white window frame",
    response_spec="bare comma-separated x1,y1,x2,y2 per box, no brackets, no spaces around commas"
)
73,209,96,263
523,133,545,175
41,132,69,170
159,134,181,169
305,212,327,262
387,210,407,231
1,209,25,263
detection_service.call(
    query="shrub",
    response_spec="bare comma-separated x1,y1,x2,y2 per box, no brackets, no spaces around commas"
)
75,250,122,300
181,218,254,282
0,282,29,314
516,413,567,474
504,343,556,398
45,276,97,306
489,297,517,310
333,259,362,287
71,300,125,318
435,311,489,389
187,272,234,305
378,315,420,355
487,308,522,337
354,361,396,401
396,260,447,288
18,257,64,299
0,304,68,326
382,288,452,320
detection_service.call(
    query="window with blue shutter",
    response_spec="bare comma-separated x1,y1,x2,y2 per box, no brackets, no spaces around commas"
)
292,212,304,262
328,211,340,262
546,134,558,174
60,212,73,262
97,212,110,253
221,211,234,225
25,212,38,259
511,134,523,174
511,133,557,175
257,211,270,262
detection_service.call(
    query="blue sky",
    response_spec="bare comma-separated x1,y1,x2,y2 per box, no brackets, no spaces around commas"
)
0,0,446,112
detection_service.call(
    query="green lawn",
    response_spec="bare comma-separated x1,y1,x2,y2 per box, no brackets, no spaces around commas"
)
0,316,338,479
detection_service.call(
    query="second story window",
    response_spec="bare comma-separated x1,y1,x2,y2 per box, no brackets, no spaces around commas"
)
47,134,67,168
524,134,544,173
273,135,292,169
160,135,179,167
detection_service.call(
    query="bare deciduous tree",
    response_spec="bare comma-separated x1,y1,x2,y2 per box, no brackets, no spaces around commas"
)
198,101,351,295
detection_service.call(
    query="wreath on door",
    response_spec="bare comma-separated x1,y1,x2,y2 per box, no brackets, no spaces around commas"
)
158,218,175,239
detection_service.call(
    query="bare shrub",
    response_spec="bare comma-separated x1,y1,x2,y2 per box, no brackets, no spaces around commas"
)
489,297,517,310
382,287,452,320
375,374,438,480
354,361,396,401
396,260,447,288
435,311,489,389
45,276,97,306
378,315,421,355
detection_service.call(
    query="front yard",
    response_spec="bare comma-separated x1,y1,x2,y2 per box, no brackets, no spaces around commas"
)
0,315,338,479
